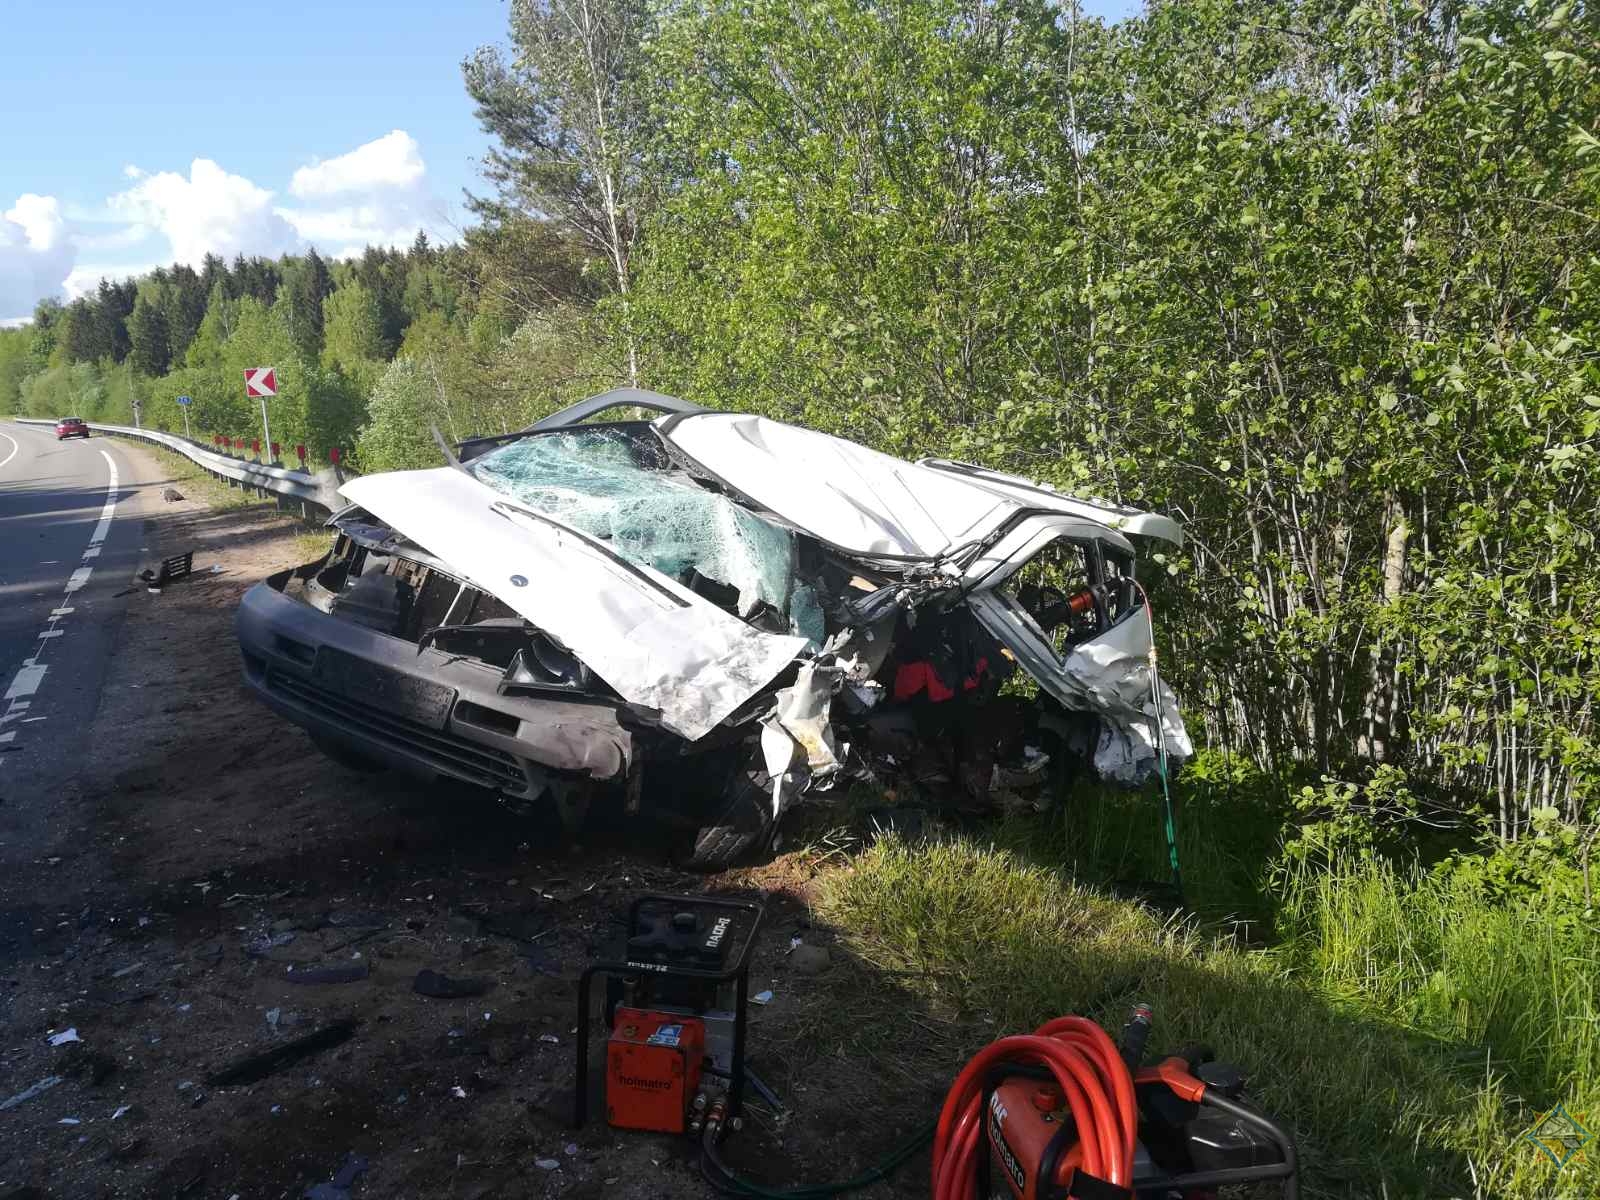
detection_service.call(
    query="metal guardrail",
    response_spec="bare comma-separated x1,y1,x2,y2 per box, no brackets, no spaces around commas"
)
14,419,348,517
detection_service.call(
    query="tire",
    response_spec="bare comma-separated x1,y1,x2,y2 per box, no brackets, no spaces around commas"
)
686,759,778,870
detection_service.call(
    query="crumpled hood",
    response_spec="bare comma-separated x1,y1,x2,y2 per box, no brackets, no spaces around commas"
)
338,467,807,741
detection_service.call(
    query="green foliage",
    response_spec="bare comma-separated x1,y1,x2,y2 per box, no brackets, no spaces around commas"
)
1280,765,1430,865
1433,808,1599,929
355,358,445,473
0,326,40,415
626,0,1600,839
321,280,388,394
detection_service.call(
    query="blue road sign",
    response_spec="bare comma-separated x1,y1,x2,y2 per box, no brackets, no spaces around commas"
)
177,394,193,406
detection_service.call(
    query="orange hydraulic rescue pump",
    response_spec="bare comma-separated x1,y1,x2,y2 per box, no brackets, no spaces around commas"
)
573,894,762,1136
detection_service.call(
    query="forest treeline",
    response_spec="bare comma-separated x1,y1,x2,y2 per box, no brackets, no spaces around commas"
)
4,0,1596,846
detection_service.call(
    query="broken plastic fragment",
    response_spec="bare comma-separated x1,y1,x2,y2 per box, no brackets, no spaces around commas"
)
751,990,774,1006
48,1028,81,1046
0,1076,63,1112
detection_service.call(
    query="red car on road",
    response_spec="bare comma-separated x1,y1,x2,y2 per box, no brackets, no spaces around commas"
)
55,417,89,440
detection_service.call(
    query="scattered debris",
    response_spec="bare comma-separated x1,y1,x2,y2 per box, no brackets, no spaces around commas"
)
245,930,296,957
751,990,774,1005
57,1117,81,1126
47,1028,81,1046
535,1159,561,1171
206,1019,359,1087
538,1033,560,1045
161,486,185,503
3,1076,64,1111
413,969,490,999
139,550,194,588
112,1105,132,1120
451,1086,468,1099
284,961,369,985
266,1007,281,1031
110,961,144,979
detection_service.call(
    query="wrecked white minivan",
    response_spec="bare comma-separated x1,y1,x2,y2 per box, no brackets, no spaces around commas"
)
236,388,1191,866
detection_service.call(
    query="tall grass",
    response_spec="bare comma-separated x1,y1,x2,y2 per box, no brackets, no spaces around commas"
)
816,836,1599,1198
1274,854,1600,1130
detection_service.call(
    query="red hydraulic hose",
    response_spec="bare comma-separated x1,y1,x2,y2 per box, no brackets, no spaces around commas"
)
931,1017,1138,1200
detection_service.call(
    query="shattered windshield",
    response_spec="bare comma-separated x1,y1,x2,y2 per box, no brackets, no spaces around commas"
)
468,427,821,639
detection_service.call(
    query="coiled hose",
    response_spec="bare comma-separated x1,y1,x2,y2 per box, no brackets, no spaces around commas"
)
931,1016,1138,1200
701,1015,1136,1200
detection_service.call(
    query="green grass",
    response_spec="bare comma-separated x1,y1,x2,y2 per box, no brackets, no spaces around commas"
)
814,833,1599,1198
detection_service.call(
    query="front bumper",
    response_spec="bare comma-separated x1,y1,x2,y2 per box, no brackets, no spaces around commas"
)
236,581,634,794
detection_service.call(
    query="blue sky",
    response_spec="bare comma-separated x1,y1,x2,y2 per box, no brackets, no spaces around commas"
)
0,0,1141,322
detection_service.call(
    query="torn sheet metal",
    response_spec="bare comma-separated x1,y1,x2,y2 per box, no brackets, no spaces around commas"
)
339,468,807,741
967,593,1192,785
771,662,841,774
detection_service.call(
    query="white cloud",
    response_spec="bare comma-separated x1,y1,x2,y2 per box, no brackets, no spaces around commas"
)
290,130,426,198
281,130,445,257
0,194,76,321
112,158,301,267
3,130,450,320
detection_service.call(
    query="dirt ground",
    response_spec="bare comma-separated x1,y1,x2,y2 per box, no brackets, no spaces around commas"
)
0,447,956,1200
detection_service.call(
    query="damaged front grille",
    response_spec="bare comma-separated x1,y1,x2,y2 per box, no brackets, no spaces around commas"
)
264,669,531,794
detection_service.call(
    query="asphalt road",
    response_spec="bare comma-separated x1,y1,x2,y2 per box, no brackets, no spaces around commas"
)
0,421,160,813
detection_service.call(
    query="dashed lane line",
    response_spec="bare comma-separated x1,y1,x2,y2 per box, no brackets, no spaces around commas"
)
0,449,121,760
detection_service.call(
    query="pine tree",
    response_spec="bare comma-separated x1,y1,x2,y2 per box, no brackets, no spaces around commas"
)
127,294,172,376
283,249,333,360
164,265,207,362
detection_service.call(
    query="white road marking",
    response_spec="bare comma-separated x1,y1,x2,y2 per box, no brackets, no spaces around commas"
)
0,429,18,472
0,445,123,763
3,665,47,702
